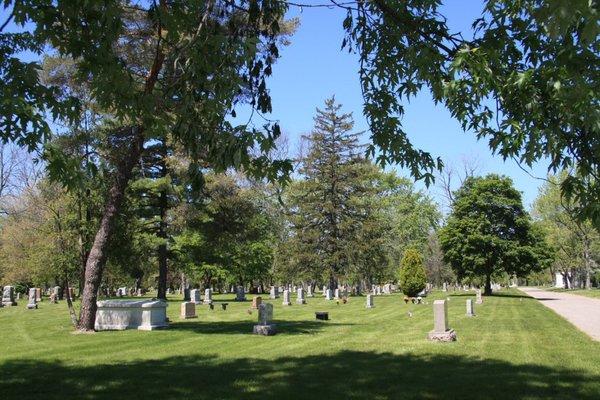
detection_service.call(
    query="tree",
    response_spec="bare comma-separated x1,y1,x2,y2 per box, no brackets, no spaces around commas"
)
284,97,368,289
439,174,552,295
341,0,600,228
2,0,292,331
398,248,426,297
532,172,599,289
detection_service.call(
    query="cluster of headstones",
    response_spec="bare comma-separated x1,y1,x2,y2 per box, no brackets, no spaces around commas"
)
0,285,70,309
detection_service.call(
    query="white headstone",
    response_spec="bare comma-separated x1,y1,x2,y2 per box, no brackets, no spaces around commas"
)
442,282,447,292
282,290,291,306
203,288,213,304
366,294,374,308
476,289,483,304
325,289,333,300
2,286,17,306
427,299,456,341
296,287,306,304
269,286,278,299
27,288,38,309
190,289,201,304
307,285,314,297
334,288,340,299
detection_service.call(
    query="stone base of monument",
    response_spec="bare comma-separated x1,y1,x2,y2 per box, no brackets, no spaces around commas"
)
427,329,457,342
282,301,291,306
253,324,277,336
296,299,306,305
2,301,17,306
27,304,38,309
95,299,168,331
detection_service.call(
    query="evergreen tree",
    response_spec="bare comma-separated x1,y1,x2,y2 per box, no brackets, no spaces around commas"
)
287,97,367,289
398,248,427,297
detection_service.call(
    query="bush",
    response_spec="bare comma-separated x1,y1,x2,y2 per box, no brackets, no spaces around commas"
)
398,249,427,297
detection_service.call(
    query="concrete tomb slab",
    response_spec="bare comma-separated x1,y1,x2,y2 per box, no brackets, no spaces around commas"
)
95,299,168,331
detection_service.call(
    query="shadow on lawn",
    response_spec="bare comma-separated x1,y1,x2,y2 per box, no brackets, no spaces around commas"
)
1,351,597,400
169,319,345,335
448,292,532,300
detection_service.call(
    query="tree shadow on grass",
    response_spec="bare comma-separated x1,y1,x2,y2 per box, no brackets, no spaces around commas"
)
1,351,597,400
449,292,532,300
169,319,349,335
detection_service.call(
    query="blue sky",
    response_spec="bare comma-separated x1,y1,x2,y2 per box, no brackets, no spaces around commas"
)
260,1,550,210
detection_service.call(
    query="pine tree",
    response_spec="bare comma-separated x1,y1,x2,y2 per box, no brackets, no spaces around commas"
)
288,97,367,289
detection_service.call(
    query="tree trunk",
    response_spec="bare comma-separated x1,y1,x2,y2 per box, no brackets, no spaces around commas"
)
156,145,169,300
484,274,492,295
77,128,144,332
583,238,592,289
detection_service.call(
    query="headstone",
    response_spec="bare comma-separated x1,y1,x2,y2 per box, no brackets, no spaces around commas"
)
427,300,456,342
269,286,278,299
282,290,291,306
296,288,306,304
252,296,262,309
366,294,374,309
376,286,382,295
322,285,327,296
293,285,297,293
442,282,447,292
180,302,197,319
35,288,42,302
203,288,213,305
235,286,246,301
183,288,191,301
189,289,201,304
372,286,377,296
27,288,38,309
95,299,168,331
476,289,483,304
466,299,475,317
166,288,172,295
334,288,340,300
136,288,143,297
307,285,314,297
2,286,17,306
253,303,276,335
315,311,328,320
67,287,74,300
325,289,333,300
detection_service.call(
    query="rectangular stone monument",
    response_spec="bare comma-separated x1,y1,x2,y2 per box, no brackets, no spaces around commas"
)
189,289,201,304
366,294,374,309
180,302,197,319
269,286,278,299
253,303,276,335
2,286,17,306
136,288,143,297
466,299,475,317
442,282,447,292
95,299,169,331
252,296,262,309
235,286,246,301
203,288,213,304
307,285,314,297
325,289,333,300
296,288,306,304
27,288,38,309
322,285,327,296
334,288,340,300
282,289,291,306
427,300,456,341
183,288,191,301
35,288,42,302
476,289,483,304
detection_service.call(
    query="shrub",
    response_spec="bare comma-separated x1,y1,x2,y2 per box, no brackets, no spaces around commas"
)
398,249,427,297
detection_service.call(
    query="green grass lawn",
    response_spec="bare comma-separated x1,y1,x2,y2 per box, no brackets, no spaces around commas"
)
547,287,600,299
1,289,599,399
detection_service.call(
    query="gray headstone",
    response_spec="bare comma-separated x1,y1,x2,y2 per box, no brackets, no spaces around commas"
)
235,286,246,301
269,286,278,299
427,299,456,341
282,289,291,306
466,299,475,317
2,286,17,306
325,289,333,300
27,288,37,309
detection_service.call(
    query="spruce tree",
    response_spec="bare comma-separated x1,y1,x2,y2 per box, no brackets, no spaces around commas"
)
288,97,366,289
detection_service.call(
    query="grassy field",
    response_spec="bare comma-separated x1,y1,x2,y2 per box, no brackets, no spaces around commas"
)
547,287,600,299
1,289,599,399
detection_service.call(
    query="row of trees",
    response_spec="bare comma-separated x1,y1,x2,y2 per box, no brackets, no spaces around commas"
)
1,1,597,332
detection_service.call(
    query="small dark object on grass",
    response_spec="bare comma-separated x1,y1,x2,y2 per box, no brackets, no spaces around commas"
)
209,304,214,310
316,311,329,321
221,303,228,310
342,297,348,304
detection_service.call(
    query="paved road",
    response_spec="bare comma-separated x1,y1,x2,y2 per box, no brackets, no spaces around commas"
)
519,287,600,341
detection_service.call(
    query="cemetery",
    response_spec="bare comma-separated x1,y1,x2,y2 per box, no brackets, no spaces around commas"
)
1,0,599,399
